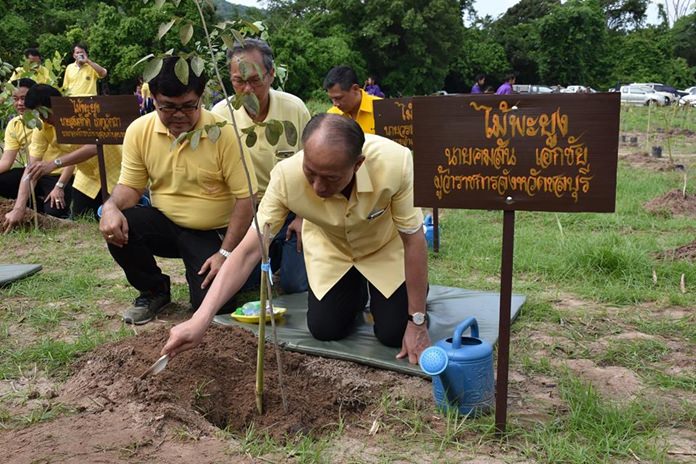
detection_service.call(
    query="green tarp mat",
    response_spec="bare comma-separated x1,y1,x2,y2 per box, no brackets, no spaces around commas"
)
213,285,525,376
0,264,42,287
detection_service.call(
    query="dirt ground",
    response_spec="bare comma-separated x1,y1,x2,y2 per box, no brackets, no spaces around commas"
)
0,198,70,231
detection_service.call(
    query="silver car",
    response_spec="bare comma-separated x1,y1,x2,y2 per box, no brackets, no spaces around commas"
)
620,85,665,106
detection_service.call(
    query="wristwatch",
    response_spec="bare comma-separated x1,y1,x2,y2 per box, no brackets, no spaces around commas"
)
408,312,428,326
218,248,231,258
53,158,63,167
55,181,65,189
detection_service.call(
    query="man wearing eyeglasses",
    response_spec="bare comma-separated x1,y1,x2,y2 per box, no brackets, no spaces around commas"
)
212,38,310,294
99,56,258,325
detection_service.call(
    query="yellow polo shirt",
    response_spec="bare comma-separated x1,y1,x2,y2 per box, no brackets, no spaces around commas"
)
327,89,381,134
212,88,310,197
257,134,423,299
73,145,123,199
10,64,50,84
141,82,151,100
119,110,257,230
29,123,80,176
3,116,31,151
62,63,100,96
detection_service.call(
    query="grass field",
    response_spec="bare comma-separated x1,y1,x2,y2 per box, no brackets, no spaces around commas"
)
0,105,695,463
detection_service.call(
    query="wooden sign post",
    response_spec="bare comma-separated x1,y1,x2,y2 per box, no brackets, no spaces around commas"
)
51,95,140,202
412,93,620,433
375,97,441,252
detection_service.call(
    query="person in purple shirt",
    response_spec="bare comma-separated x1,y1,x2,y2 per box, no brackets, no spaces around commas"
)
364,76,385,98
471,74,485,94
496,73,516,95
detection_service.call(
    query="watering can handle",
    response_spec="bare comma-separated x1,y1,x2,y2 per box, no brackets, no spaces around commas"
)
452,317,479,349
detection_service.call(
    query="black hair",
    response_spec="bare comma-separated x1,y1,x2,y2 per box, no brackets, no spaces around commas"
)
505,73,516,82
148,56,208,98
11,78,37,89
302,113,365,165
24,84,61,109
475,73,485,81
24,48,41,59
228,38,274,73
73,43,89,54
323,66,359,91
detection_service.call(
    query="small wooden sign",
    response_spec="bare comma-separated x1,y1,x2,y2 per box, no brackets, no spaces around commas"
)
374,97,413,149
51,95,140,145
413,93,620,212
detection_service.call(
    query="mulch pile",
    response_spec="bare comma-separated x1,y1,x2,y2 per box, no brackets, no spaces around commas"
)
654,240,696,262
0,198,71,230
644,189,696,218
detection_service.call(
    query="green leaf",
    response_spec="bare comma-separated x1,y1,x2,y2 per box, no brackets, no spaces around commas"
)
143,57,163,83
190,129,202,150
132,53,155,68
241,126,256,135
282,120,298,146
231,94,244,110
231,29,245,46
174,57,189,86
179,23,193,46
207,125,221,143
204,0,215,10
238,61,251,79
245,130,258,148
241,93,259,115
265,120,283,146
171,131,188,150
221,33,235,50
154,0,166,7
190,55,205,77
172,0,181,6
157,19,176,41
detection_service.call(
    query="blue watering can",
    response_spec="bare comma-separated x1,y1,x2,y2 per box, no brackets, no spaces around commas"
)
419,317,494,416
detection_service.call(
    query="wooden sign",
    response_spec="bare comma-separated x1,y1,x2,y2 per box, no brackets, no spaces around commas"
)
51,95,140,145
374,97,413,149
412,93,620,212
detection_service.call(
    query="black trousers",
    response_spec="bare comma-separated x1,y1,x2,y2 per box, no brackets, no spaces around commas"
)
71,187,103,220
0,167,24,199
307,266,409,347
107,206,259,312
0,170,70,218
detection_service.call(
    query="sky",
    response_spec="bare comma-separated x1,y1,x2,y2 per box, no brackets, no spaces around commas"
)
227,0,662,23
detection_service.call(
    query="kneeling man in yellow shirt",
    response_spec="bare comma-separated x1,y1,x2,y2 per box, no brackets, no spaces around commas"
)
99,57,258,325
162,114,431,364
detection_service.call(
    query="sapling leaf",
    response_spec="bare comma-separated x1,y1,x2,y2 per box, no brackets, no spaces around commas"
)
241,93,260,115
282,120,298,146
246,130,258,148
190,129,202,150
190,55,205,77
265,120,283,146
207,125,221,143
157,19,177,41
174,57,189,85
221,33,235,50
179,22,194,46
132,54,155,68
143,57,163,82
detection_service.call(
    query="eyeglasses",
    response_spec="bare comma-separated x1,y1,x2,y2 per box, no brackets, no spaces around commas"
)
156,99,200,115
12,96,26,102
231,74,268,89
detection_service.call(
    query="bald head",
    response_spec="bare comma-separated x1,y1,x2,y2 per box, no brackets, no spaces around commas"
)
302,114,366,198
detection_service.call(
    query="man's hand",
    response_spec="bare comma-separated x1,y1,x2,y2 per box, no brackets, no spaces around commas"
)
161,318,208,358
3,207,25,233
45,187,66,210
26,161,53,181
285,216,303,252
99,205,129,247
396,323,431,364
199,251,226,289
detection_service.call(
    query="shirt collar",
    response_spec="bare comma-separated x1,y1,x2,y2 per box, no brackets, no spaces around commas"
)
153,109,210,138
358,88,373,114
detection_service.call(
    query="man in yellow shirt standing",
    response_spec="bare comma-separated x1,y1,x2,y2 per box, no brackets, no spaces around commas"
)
99,57,258,325
212,38,310,294
62,43,108,96
0,78,36,200
162,114,431,365
324,66,381,134
9,49,50,84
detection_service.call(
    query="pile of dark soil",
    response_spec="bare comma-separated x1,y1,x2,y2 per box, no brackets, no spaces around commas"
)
654,240,696,262
0,198,70,230
59,325,391,441
644,189,696,218
619,151,682,172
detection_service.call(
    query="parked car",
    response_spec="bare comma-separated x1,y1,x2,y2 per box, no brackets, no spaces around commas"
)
620,85,665,106
513,84,554,94
633,83,678,105
679,88,696,107
560,85,596,93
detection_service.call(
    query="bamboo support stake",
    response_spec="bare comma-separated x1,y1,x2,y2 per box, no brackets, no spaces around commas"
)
645,101,652,151
255,223,272,415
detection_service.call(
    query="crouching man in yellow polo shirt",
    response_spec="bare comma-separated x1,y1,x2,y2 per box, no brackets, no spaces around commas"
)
162,114,431,364
99,57,258,325
325,65,381,134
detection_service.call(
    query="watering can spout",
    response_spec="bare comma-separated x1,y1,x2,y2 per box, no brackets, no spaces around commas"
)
419,346,448,376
